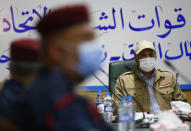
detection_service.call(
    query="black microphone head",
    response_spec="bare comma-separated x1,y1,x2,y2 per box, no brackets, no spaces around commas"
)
164,60,176,70
164,60,172,66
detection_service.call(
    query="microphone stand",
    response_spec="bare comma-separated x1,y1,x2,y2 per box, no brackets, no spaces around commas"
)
164,60,191,84
173,73,179,101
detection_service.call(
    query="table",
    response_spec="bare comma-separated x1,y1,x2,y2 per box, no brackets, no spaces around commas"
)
109,123,151,131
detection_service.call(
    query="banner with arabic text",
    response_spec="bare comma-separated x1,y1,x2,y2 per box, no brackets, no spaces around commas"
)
0,0,191,90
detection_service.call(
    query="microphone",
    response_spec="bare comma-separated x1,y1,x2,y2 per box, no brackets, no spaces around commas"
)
92,73,108,88
164,60,176,70
164,60,191,83
96,67,146,124
173,73,179,101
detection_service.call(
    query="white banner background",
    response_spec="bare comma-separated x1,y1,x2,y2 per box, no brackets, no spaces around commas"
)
0,0,191,89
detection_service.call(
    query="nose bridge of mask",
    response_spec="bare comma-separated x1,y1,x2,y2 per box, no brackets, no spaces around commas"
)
57,40,103,64
140,57,155,64
76,41,103,77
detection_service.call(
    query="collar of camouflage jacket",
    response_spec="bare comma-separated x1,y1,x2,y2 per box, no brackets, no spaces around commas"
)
134,68,165,83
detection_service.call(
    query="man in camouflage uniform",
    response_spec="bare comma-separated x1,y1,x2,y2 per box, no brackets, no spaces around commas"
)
112,40,186,116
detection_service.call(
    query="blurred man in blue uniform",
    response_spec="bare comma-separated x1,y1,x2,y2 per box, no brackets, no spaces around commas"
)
0,38,41,130
11,4,111,131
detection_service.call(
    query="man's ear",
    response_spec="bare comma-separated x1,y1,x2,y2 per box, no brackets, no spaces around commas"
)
134,55,138,63
48,43,61,64
134,55,140,67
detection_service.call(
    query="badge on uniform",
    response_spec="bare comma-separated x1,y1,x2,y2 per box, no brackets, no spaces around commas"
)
159,83,171,88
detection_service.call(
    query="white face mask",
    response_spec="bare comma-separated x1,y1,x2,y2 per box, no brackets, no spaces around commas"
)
139,57,156,72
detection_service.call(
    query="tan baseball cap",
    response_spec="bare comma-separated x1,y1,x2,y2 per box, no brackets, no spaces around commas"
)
135,40,155,55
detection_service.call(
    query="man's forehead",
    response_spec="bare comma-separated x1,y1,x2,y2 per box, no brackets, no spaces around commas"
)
49,23,92,38
139,48,155,55
60,23,93,35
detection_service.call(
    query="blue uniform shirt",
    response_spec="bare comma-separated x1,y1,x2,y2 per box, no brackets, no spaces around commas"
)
0,79,26,119
11,67,111,131
140,70,161,114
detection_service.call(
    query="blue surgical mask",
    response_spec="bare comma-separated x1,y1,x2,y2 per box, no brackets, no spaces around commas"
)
75,41,103,77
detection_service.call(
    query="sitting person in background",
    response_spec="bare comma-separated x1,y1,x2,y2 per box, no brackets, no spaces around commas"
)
112,40,186,116
0,38,41,118
0,38,41,131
